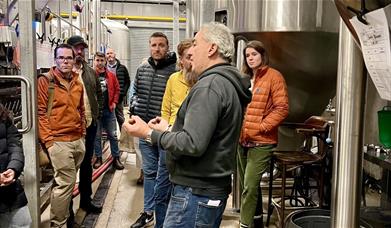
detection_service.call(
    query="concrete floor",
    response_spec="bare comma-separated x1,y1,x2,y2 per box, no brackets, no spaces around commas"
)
38,124,385,228
41,147,278,228
92,151,278,228
40,143,386,228
40,110,279,228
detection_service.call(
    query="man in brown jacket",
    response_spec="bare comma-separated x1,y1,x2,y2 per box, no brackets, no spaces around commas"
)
37,43,86,228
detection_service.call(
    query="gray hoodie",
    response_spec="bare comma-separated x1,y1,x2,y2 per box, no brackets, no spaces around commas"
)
152,63,252,197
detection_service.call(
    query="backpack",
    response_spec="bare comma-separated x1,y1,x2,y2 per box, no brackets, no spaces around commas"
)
38,73,55,117
37,73,55,167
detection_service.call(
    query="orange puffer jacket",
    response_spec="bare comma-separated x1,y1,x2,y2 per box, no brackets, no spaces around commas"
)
240,66,289,145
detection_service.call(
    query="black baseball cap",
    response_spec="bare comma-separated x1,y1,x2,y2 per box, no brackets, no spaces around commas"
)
66,35,88,48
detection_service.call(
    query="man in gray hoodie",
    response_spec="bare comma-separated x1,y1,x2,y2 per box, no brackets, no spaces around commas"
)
123,22,252,228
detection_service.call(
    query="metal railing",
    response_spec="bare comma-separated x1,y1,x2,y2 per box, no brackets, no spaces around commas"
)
0,75,33,134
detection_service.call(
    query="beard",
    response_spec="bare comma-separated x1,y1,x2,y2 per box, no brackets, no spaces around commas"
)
75,55,85,64
184,68,198,88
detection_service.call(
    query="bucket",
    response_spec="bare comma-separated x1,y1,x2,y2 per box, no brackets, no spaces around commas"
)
378,106,391,149
286,209,372,228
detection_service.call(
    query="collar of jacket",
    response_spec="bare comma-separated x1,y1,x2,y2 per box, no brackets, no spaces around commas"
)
50,66,79,83
107,59,118,68
254,66,269,79
148,52,177,69
95,68,110,77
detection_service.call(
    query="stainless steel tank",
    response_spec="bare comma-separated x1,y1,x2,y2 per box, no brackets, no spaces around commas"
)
101,19,131,72
187,0,340,123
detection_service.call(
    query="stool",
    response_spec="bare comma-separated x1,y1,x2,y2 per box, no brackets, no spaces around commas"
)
266,116,330,227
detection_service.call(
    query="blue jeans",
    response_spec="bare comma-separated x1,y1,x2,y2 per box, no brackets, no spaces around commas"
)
139,139,159,213
155,148,172,228
163,185,228,228
95,109,120,158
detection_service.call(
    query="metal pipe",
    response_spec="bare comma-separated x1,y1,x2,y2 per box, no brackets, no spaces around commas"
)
6,0,18,25
232,38,246,211
97,0,101,51
173,0,180,52
79,2,84,37
104,14,186,22
185,0,192,38
19,1,40,227
101,0,177,4
69,0,73,36
92,0,98,52
85,0,92,58
56,0,61,39
331,19,366,228
92,0,101,52
0,75,32,134
73,154,114,196
40,11,46,41
49,10,81,32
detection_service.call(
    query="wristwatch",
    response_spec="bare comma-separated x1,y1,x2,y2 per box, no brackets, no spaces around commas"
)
145,129,153,144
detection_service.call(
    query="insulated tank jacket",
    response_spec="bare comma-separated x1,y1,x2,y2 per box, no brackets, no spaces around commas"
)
133,52,177,122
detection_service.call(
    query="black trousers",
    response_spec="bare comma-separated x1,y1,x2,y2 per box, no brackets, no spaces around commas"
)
79,121,98,206
115,100,125,130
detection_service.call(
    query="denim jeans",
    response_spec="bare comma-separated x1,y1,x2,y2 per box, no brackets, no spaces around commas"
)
0,205,31,228
154,148,172,228
139,139,159,213
163,185,228,228
95,109,120,158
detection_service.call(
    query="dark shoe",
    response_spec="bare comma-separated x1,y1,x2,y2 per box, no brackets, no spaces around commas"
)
113,157,124,170
136,170,144,185
66,210,75,228
80,202,102,214
130,212,154,228
93,157,103,169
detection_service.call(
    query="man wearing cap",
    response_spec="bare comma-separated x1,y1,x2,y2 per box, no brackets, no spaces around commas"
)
66,35,103,218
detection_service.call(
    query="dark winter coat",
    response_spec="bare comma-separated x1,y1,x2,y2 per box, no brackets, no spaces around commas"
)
133,52,177,122
0,118,28,213
113,59,130,103
81,60,103,121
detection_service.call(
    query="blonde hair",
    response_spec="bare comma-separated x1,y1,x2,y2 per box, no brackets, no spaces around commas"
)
176,39,193,69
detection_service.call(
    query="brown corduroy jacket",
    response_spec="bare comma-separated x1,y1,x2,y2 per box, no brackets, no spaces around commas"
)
240,66,289,145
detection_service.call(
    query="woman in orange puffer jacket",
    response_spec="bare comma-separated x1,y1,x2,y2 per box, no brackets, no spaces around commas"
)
237,40,289,228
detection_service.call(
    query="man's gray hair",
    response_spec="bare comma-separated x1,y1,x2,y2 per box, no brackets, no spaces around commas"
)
200,22,234,62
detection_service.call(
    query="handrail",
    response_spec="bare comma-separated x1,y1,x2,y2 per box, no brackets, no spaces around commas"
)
45,7,81,32
0,75,32,133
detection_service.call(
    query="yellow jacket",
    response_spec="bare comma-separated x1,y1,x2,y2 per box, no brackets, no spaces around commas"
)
161,71,191,125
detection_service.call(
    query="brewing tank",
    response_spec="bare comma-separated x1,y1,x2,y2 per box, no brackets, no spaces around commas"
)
101,19,131,71
187,0,340,124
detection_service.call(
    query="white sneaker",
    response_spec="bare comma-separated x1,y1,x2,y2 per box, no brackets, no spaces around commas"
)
261,167,279,181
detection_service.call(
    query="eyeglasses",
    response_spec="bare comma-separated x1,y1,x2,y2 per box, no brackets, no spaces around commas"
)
56,56,74,62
